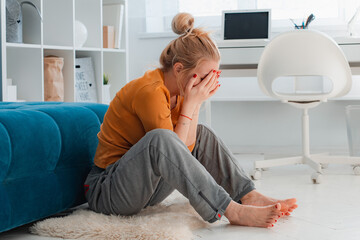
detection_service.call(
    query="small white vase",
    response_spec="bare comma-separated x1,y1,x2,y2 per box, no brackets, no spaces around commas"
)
102,84,111,104
75,20,88,48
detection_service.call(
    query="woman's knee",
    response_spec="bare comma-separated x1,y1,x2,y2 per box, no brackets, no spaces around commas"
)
145,128,178,142
197,124,217,137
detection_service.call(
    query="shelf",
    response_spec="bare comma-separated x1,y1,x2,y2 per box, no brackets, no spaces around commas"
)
1,0,128,103
43,0,74,46
103,51,127,100
102,48,126,53
6,45,126,52
43,45,74,50
103,0,125,4
75,47,102,52
6,48,43,101
6,43,41,49
75,0,102,49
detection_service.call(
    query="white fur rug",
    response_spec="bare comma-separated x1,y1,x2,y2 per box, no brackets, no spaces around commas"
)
30,191,211,240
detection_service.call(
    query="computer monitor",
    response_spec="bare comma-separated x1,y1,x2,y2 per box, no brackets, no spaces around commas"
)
222,9,271,40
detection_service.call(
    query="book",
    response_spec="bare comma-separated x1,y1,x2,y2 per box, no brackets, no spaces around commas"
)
103,25,115,48
103,4,124,49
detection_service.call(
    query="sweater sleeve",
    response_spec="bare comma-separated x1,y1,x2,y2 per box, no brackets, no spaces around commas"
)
187,142,195,152
133,87,173,132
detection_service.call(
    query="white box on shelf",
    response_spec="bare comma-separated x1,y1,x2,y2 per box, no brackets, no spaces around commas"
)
7,85,17,102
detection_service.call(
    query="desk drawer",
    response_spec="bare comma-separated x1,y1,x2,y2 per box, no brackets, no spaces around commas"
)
219,47,264,65
340,44,360,63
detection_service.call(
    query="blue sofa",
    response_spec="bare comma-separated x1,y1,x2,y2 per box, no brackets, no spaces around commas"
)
0,102,108,233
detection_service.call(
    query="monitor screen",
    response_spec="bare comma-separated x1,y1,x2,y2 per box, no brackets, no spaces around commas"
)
223,10,271,40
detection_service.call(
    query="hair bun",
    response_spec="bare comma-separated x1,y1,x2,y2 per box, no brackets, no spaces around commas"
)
171,12,194,36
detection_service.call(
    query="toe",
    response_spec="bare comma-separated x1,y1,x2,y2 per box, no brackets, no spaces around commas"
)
268,223,275,228
275,203,281,210
267,218,278,224
286,198,297,203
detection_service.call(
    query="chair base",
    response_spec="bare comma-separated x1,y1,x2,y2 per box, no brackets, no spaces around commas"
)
251,153,360,184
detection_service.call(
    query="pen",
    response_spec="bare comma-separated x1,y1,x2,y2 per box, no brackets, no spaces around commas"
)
305,14,315,28
290,19,300,29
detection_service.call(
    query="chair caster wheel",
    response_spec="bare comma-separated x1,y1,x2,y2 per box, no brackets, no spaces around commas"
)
353,165,360,175
311,172,323,184
251,170,262,180
321,163,329,169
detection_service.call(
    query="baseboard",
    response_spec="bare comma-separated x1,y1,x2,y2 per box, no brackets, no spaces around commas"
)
228,145,349,157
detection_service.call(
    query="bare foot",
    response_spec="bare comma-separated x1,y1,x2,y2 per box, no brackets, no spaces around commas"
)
241,190,298,215
224,200,281,228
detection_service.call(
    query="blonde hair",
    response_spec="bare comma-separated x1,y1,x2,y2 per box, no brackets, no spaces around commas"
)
159,12,220,95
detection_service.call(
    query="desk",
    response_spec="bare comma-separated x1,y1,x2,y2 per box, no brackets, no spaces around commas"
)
204,37,360,125
218,37,360,77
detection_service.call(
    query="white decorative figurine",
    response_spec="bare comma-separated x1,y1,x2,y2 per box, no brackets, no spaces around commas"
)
75,20,88,48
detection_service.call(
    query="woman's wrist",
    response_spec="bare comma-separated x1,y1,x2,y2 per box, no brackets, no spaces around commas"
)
192,104,201,117
181,100,197,117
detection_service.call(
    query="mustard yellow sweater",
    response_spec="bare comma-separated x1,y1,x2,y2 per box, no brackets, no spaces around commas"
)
94,68,195,169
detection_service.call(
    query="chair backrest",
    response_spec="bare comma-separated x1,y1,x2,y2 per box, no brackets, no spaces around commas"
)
257,30,352,102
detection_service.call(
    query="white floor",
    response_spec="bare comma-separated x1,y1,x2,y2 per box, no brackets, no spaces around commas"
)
1,154,360,240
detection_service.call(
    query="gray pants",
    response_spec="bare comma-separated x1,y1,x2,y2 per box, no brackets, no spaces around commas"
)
84,124,255,223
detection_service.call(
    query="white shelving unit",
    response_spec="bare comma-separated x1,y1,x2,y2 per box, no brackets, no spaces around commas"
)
1,0,129,103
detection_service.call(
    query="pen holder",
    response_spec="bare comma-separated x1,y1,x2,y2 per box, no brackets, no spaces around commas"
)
294,24,308,30
295,26,307,30
291,14,315,30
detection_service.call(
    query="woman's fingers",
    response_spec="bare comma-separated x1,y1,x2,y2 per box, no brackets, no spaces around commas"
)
210,73,220,91
208,83,220,97
204,70,217,88
186,69,221,104
198,70,216,88
185,74,198,93
206,70,220,92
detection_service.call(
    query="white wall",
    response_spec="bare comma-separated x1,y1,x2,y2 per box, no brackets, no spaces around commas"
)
208,100,357,155
128,2,356,155
128,0,171,81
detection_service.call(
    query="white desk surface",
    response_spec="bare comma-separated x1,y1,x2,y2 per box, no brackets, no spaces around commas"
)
217,37,360,48
217,37,360,69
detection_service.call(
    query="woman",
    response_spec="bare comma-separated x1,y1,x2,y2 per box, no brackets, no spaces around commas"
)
85,12,297,228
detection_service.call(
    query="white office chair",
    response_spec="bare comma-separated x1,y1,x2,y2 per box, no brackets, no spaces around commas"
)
251,29,360,184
